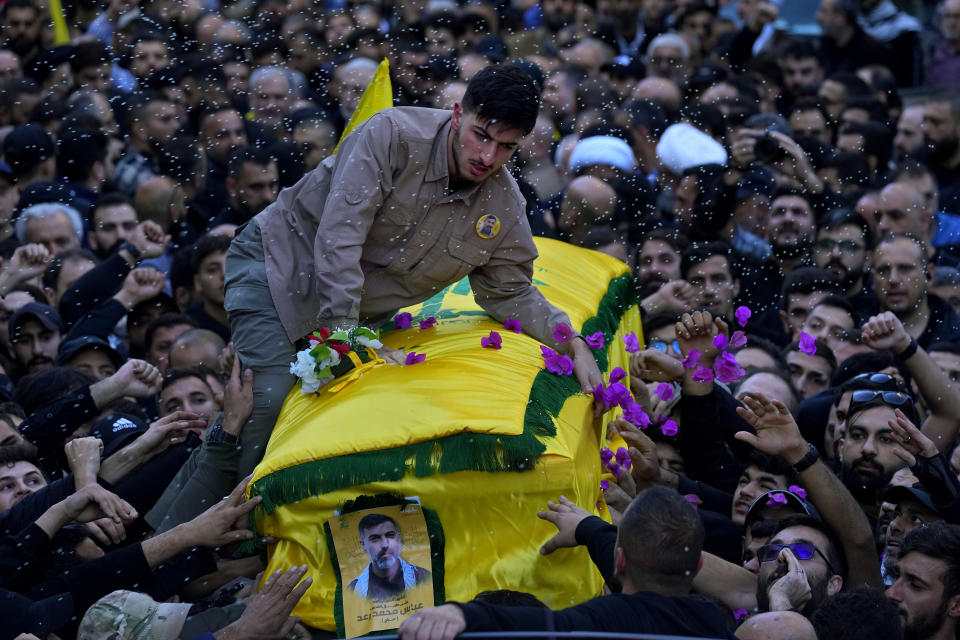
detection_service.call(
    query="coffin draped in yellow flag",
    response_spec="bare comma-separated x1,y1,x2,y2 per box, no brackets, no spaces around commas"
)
333,58,393,155
245,239,643,632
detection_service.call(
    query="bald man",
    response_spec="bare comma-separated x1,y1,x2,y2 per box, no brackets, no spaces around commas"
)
736,612,817,640
557,176,618,246
631,78,682,116
168,328,226,371
876,181,934,243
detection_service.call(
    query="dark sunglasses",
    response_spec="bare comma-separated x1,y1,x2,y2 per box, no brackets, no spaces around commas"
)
850,372,900,387
650,340,680,354
757,542,838,576
849,389,912,406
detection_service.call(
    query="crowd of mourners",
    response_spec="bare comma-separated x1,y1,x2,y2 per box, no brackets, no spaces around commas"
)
1,0,960,637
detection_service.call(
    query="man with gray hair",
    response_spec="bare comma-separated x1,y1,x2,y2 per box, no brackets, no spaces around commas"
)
15,203,83,255
334,57,378,124
248,66,302,137
645,33,690,84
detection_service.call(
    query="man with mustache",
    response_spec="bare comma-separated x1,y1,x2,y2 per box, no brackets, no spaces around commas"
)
814,209,876,317
765,189,817,278
348,514,430,601
886,522,960,640
8,302,62,379
923,94,960,217
873,234,960,350
838,391,914,513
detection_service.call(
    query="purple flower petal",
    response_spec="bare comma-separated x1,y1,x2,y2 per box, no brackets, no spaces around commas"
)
735,306,752,327
503,317,522,333
661,417,679,436
419,317,437,330
614,447,629,465
608,461,623,478
691,364,715,383
623,332,640,353
405,352,426,365
394,312,412,329
600,447,614,464
766,492,788,508
609,367,627,383
789,485,807,499
733,608,748,622
799,332,817,356
592,383,607,407
713,352,746,384
654,382,674,401
544,353,575,375
552,322,574,343
603,382,630,408
585,331,605,349
481,331,502,349
713,333,727,351
681,349,701,370
729,330,747,349
623,402,652,429
600,479,610,490
685,494,702,508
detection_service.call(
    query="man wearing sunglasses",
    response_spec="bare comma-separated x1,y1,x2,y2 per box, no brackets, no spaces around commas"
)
755,515,845,616
839,391,918,511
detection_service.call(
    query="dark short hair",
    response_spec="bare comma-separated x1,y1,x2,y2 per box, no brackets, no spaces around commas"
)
618,486,704,581
357,512,399,537
811,294,858,325
461,64,540,136
144,313,197,355
783,336,838,371
15,366,93,417
0,443,42,470
227,147,276,180
780,39,822,65
642,311,680,336
889,159,937,187
832,353,910,388
898,521,960,600
162,365,215,395
770,514,847,580
780,267,841,310
619,99,671,139
680,240,736,281
69,41,110,73
191,234,232,271
929,342,960,357
735,335,789,375
90,193,135,228
811,586,902,640
56,128,107,182
819,208,873,250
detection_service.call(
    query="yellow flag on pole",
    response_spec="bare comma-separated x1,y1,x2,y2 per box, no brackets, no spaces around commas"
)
48,0,71,45
333,58,393,155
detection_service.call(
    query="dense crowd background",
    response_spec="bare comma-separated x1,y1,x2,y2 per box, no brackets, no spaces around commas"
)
2,0,960,637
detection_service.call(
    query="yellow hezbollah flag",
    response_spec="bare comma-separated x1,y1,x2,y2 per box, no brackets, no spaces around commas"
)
333,58,393,154
247,239,642,631
48,0,71,45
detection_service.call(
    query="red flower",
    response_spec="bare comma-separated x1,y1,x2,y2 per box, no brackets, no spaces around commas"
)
308,327,331,343
329,342,351,355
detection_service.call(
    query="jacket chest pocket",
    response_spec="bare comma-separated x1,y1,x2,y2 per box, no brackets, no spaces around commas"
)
409,235,491,287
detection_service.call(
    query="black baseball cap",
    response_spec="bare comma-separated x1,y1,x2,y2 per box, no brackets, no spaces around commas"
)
89,412,149,457
2,124,56,177
745,489,822,527
880,484,938,515
56,335,125,370
9,302,64,339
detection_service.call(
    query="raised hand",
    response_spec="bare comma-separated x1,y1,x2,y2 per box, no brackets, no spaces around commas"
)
112,359,163,398
643,280,698,315
734,392,809,465
889,408,938,467
675,311,728,364
223,356,254,436
128,221,170,259
612,418,662,491
115,267,167,309
537,495,591,555
180,476,261,549
3,244,51,285
64,436,103,487
861,311,912,354
767,548,812,612
217,566,313,640
630,349,685,383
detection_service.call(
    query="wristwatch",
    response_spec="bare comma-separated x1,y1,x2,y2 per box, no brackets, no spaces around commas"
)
118,241,142,263
790,443,820,474
206,412,240,445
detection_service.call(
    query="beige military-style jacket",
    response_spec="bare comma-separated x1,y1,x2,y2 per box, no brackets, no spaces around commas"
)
255,106,571,348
